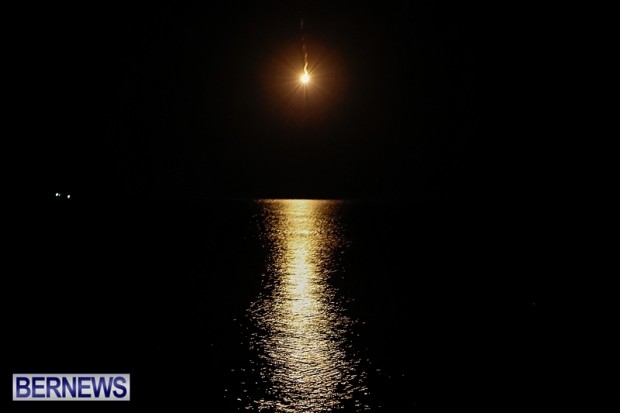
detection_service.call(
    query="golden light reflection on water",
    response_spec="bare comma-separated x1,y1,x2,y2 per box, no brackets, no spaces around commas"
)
248,199,367,412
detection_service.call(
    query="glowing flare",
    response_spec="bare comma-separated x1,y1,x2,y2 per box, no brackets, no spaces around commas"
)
300,73,310,84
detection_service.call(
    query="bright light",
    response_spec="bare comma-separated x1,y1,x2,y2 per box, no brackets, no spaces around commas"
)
300,73,310,84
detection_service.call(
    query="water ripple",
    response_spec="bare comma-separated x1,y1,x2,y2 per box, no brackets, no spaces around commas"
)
247,199,368,412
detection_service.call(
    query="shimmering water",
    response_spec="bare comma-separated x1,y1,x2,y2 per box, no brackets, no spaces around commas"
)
16,198,542,410
247,199,368,412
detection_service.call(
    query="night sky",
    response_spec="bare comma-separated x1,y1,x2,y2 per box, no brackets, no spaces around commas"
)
8,1,538,203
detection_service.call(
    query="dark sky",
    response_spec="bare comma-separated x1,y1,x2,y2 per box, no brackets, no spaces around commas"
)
13,1,539,202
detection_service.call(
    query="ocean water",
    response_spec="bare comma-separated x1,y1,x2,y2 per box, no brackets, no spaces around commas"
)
7,198,543,410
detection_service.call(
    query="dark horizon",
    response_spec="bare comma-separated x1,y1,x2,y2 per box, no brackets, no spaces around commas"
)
9,1,534,204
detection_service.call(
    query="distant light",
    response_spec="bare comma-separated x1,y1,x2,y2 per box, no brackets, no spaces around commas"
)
67,195,71,199
300,73,310,84
55,193,60,197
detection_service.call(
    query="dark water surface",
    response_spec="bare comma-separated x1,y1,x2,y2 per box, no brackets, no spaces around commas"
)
6,198,546,410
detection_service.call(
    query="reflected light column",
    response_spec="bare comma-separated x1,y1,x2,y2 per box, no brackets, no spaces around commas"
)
249,199,366,412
